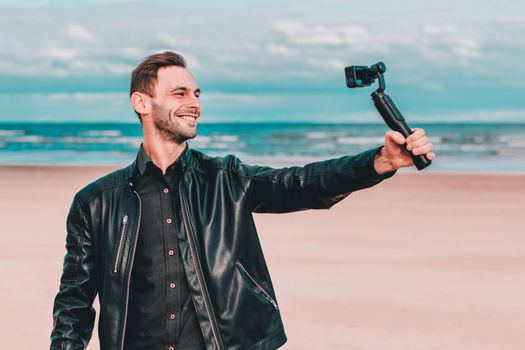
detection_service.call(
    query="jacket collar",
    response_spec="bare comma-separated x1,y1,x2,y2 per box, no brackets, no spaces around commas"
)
125,142,192,181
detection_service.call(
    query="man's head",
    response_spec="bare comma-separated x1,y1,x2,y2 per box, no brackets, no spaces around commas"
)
130,51,201,143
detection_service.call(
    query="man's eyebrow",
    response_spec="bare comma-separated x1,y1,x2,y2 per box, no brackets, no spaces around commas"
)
170,87,201,94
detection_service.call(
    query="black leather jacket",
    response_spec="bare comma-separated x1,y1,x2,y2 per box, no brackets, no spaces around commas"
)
51,144,395,350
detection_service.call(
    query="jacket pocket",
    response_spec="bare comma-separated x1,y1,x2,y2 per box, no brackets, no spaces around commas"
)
235,260,279,310
112,214,128,274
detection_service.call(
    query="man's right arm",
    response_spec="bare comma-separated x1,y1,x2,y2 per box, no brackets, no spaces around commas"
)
50,192,97,350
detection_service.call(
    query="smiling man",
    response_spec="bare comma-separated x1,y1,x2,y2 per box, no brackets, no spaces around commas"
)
50,51,435,350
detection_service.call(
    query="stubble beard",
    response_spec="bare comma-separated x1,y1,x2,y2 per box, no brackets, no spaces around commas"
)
151,102,197,143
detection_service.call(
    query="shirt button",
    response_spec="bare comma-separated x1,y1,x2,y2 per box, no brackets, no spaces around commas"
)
170,282,176,289
166,218,172,224
168,250,174,256
170,313,176,320
163,188,169,194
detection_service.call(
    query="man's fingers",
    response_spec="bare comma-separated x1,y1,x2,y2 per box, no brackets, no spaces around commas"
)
412,143,433,156
407,128,425,143
406,135,429,150
425,152,436,160
389,127,435,161
386,130,405,145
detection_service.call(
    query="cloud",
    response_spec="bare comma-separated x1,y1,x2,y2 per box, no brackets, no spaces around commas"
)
202,92,281,105
0,0,522,99
423,25,456,35
419,24,481,61
67,23,95,42
272,20,370,46
43,48,77,61
272,19,483,66
338,25,370,44
267,43,293,56
104,63,135,75
452,37,481,59
412,109,525,123
44,92,128,101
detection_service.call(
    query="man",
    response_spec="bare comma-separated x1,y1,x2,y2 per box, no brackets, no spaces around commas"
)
51,51,435,350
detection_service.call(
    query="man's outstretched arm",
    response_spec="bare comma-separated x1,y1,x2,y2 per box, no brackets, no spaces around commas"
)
233,128,434,213
50,192,97,350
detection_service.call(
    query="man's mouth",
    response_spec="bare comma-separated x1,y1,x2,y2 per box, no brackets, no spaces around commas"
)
176,114,199,121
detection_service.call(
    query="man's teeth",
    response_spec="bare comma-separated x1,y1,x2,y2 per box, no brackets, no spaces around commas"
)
180,115,197,120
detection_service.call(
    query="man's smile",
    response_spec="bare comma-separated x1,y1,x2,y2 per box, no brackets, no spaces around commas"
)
176,113,199,125
176,114,199,121
178,114,198,120
173,107,199,120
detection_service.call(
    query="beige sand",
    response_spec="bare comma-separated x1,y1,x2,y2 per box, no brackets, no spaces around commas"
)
0,165,523,349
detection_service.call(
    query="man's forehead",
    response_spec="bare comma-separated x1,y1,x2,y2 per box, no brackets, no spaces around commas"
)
156,66,198,89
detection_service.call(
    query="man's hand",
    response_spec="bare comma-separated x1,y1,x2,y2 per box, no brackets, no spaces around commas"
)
374,128,436,175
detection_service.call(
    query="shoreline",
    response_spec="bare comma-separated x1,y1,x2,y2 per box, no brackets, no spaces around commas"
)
1,163,525,176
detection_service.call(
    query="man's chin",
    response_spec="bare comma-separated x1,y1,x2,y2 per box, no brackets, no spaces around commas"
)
170,130,197,143
155,128,195,144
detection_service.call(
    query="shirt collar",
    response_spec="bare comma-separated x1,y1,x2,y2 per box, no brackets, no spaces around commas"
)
136,143,152,176
135,142,190,176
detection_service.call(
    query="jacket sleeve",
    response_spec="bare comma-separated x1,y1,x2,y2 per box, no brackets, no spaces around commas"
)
50,192,97,350
233,146,397,213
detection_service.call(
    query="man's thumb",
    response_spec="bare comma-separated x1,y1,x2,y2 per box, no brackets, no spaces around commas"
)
386,130,406,146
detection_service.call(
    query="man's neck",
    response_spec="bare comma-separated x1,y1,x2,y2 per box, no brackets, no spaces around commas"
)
142,140,186,175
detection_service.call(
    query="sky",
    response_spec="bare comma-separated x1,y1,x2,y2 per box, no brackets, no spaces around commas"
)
0,0,524,123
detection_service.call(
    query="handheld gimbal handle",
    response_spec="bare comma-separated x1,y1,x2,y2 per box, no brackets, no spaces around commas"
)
371,90,431,170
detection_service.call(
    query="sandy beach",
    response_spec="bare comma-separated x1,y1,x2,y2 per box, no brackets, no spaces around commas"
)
0,165,523,349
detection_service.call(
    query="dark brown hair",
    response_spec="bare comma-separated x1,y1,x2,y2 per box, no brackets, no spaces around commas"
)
130,51,187,121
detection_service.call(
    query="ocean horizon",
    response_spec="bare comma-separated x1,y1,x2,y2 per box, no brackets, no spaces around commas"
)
1,121,524,173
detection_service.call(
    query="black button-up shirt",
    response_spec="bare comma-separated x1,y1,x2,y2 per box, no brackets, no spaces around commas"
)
124,143,206,350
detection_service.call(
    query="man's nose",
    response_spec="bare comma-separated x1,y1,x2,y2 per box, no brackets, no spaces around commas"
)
188,94,201,111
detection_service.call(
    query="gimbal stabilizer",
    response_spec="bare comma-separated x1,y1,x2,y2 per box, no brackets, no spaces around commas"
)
345,62,432,170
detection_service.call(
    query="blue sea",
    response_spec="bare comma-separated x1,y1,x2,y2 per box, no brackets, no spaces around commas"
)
1,122,524,173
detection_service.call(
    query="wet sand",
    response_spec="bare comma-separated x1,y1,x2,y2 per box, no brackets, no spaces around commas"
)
0,165,523,349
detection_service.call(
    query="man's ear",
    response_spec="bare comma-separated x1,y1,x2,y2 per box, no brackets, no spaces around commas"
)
130,92,150,116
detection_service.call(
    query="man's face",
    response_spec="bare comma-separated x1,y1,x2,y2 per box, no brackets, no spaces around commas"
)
149,66,201,143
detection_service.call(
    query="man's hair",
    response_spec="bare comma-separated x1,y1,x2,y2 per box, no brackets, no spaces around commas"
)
130,51,187,121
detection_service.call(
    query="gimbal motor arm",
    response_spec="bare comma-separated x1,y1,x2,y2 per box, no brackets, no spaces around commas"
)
345,62,432,170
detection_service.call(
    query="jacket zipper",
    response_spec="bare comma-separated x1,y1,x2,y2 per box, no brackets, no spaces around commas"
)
119,189,142,350
235,261,279,310
179,181,222,350
113,215,128,274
